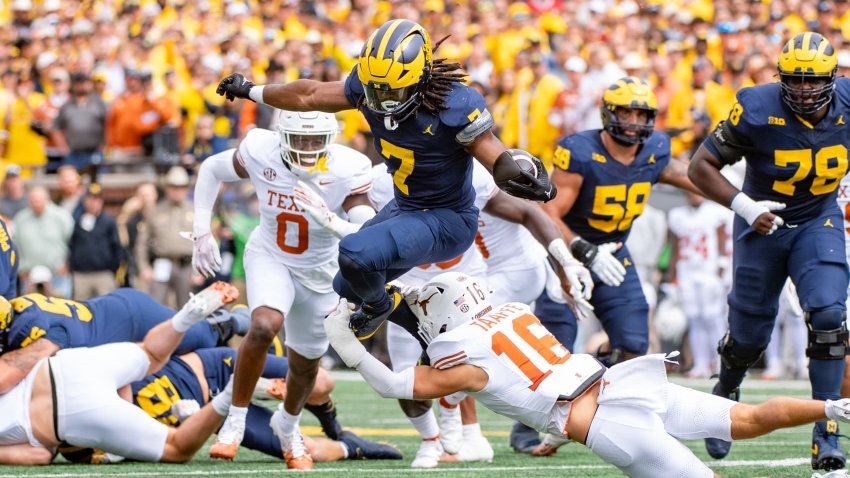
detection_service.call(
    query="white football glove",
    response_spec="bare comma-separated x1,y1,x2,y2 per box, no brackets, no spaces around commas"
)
293,181,361,239
171,399,202,422
589,242,626,287
825,398,850,423
730,193,786,235
547,238,594,308
323,299,368,368
180,231,222,278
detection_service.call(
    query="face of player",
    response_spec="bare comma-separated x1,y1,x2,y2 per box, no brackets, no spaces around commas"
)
289,133,328,168
614,107,651,139
783,75,832,111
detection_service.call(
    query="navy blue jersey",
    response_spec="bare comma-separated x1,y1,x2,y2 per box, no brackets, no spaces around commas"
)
703,79,850,224
344,67,486,211
0,218,17,300
6,288,171,350
554,130,671,244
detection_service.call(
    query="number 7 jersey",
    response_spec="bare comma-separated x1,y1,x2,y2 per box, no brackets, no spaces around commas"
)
553,130,671,244
704,79,850,224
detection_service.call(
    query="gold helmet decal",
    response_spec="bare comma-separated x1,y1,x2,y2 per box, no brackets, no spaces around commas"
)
777,32,837,115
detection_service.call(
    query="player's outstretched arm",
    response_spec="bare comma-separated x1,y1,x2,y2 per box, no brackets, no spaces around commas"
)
0,338,59,394
659,158,703,195
216,73,351,113
730,398,850,440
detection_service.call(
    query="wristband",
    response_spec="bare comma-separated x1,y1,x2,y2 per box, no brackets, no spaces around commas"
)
248,85,265,104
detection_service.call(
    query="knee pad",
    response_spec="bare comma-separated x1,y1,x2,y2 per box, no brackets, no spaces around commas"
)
805,310,849,360
337,250,362,278
717,333,765,371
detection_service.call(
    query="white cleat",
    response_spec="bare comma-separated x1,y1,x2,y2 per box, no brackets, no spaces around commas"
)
438,403,462,454
457,431,493,462
209,412,245,461
270,410,313,470
532,433,571,456
411,438,443,468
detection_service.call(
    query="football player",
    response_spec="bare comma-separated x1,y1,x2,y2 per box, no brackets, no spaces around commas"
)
216,19,556,354
0,217,18,300
324,271,850,478
0,282,238,465
667,192,728,379
0,287,247,393
189,113,375,469
294,159,592,467
688,32,850,470
542,77,700,366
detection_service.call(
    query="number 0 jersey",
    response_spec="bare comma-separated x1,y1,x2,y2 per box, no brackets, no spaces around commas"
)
344,67,491,212
703,79,850,224
553,130,671,244
238,130,372,292
427,303,605,435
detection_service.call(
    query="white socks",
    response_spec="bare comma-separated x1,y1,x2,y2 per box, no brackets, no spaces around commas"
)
278,408,302,436
409,410,440,440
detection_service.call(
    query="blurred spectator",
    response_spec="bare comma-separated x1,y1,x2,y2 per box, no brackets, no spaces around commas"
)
105,69,175,164
667,58,721,158
56,164,84,217
27,264,53,296
574,44,625,130
182,114,228,170
550,56,587,138
762,280,808,380
135,167,194,308
68,183,121,300
0,164,27,221
38,67,71,173
53,71,107,180
13,185,74,298
1,70,47,172
117,181,158,290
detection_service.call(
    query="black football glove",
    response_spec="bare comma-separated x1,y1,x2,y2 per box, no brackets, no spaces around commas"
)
216,73,255,102
493,151,557,202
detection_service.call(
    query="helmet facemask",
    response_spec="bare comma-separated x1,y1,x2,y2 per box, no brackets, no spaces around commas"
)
277,111,339,174
778,70,836,116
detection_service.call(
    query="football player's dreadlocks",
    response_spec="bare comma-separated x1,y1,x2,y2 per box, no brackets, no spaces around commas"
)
421,36,467,115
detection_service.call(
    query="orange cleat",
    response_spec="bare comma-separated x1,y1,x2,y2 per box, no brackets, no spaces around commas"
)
209,439,239,461
284,449,314,470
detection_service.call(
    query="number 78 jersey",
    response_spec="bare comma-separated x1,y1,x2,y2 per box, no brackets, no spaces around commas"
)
554,130,671,244
427,302,605,434
704,80,850,225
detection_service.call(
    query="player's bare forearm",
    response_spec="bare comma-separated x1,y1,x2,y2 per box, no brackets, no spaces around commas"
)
0,443,53,465
688,145,740,207
467,130,508,171
730,398,826,440
542,168,582,242
410,364,488,400
484,191,561,246
262,80,351,113
660,158,703,195
0,339,59,394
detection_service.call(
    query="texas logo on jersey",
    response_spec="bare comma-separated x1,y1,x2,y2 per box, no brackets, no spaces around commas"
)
553,130,671,244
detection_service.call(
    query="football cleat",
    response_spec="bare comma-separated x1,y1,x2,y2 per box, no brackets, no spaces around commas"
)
209,412,246,461
813,420,846,471
339,430,403,460
271,409,314,470
532,433,571,457
510,421,541,454
305,399,342,441
411,438,443,468
186,282,240,320
456,431,493,462
349,285,402,340
437,402,462,455
705,382,739,459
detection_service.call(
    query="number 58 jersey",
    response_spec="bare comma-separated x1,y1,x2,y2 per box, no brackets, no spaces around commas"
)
704,79,850,225
427,302,605,435
238,129,372,292
554,130,671,244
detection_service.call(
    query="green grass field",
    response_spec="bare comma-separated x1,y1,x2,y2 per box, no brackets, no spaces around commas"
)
2,373,832,478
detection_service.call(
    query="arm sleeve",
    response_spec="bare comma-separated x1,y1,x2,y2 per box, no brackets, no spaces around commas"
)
356,353,415,399
193,149,241,235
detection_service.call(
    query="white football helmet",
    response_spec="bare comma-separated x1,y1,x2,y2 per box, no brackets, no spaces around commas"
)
407,272,493,345
654,295,688,344
277,110,339,172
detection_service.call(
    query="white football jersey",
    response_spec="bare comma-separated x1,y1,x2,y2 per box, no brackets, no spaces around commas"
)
0,359,42,447
471,161,548,273
239,129,372,292
668,202,726,280
838,174,850,259
427,303,605,434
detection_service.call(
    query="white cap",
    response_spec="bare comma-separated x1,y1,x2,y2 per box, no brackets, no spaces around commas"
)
225,2,249,16
838,50,850,69
165,166,190,187
564,56,587,73
11,0,32,11
29,265,52,285
621,52,646,70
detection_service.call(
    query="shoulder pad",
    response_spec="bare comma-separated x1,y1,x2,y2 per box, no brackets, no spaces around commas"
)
240,129,279,167
428,332,470,370
440,84,489,128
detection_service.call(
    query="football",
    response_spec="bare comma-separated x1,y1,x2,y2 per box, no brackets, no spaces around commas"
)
508,149,538,178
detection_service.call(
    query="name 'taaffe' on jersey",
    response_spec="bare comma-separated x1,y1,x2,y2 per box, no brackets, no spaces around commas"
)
427,303,604,435
238,129,372,291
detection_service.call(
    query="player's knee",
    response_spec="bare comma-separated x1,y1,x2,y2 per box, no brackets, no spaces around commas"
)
718,333,766,370
312,367,336,398
249,308,283,343
805,309,849,360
